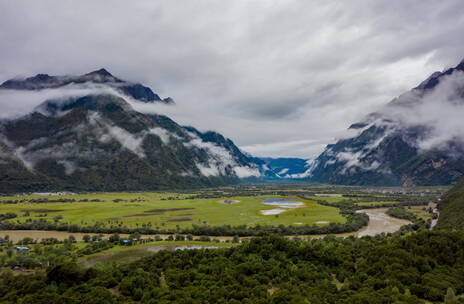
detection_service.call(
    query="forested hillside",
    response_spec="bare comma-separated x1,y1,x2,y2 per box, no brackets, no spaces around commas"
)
436,178,464,230
0,70,265,192
1,232,463,303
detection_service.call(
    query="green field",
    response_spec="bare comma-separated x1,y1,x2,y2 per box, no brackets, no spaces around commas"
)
305,195,353,203
79,240,236,267
307,195,414,207
0,193,345,229
355,201,404,206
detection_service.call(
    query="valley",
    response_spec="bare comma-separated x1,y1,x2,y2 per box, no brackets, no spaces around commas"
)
2,4,464,302
0,184,439,242
0,191,345,231
0,185,437,275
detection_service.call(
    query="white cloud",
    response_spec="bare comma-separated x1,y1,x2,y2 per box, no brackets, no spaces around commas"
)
0,84,125,120
184,131,261,178
87,112,146,157
278,168,289,175
233,166,261,178
148,127,178,145
1,1,464,158
376,70,464,152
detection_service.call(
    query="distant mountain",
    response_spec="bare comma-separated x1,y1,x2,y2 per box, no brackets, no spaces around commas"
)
308,59,464,186
0,70,263,193
259,157,313,179
0,69,174,104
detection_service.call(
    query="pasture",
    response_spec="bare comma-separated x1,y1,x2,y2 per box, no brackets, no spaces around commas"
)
0,192,345,230
79,240,236,267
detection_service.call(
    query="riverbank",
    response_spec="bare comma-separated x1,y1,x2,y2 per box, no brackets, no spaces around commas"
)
0,208,410,242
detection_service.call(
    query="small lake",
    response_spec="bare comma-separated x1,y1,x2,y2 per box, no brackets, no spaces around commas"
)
261,198,305,215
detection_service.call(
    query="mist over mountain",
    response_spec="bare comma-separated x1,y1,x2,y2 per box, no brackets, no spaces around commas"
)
0,70,266,192
308,59,464,186
3,58,464,191
0,69,174,104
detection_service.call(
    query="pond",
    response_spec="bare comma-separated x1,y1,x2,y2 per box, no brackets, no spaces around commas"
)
260,198,305,215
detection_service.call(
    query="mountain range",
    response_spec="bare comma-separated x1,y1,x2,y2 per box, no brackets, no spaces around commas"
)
2,59,464,192
0,68,174,104
258,157,312,179
307,59,464,186
0,69,268,192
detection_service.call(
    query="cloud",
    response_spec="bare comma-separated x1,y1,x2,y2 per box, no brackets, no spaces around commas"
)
317,68,464,174
1,1,464,157
184,131,261,178
0,84,122,119
241,139,325,158
380,70,464,152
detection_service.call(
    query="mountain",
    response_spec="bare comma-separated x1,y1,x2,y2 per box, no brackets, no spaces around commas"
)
435,178,464,230
0,69,174,104
0,70,262,193
308,59,464,186
259,157,313,178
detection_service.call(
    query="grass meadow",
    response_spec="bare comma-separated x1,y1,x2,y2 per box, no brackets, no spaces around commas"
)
0,193,345,230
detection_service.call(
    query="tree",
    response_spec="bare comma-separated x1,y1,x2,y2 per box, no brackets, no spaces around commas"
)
82,235,91,243
445,287,457,304
109,233,120,243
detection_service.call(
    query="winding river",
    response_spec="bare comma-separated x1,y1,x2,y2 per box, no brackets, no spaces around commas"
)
355,208,411,237
0,208,410,242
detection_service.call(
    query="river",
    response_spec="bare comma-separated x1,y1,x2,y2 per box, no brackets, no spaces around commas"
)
0,208,410,242
355,208,411,237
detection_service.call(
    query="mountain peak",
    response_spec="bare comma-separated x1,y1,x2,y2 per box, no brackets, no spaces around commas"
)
309,57,464,186
85,68,114,77
33,73,53,80
457,58,464,71
0,69,168,104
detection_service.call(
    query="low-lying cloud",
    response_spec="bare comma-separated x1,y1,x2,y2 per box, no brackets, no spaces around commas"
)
0,84,122,120
377,70,464,152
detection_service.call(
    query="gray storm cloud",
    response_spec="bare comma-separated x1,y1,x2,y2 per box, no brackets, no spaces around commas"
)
1,1,464,158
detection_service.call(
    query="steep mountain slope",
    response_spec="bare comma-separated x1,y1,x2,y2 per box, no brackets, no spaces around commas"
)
0,70,262,192
309,59,464,186
435,178,464,230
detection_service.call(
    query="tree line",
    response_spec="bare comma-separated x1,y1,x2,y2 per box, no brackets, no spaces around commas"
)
0,231,463,303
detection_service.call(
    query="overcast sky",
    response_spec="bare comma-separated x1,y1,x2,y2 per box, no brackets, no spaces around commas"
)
1,1,464,158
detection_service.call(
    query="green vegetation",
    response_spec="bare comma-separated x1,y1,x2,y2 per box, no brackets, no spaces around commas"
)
80,240,235,267
0,233,235,271
306,194,435,209
386,207,417,221
437,178,464,230
0,193,344,230
0,185,448,303
0,232,463,303
0,184,440,236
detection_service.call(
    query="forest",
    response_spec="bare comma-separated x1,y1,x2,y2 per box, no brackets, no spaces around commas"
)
0,231,463,303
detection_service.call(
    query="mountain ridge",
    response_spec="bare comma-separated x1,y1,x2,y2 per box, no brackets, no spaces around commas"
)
0,69,175,104
0,71,265,193
307,58,464,186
